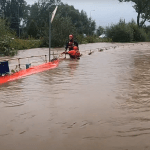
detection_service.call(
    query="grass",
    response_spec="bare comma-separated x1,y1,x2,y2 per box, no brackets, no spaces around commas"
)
10,38,42,50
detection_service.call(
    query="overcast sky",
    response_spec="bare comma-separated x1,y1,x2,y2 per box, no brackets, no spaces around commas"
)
25,0,143,27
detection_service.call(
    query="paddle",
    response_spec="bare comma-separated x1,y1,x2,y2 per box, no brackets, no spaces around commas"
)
65,50,66,59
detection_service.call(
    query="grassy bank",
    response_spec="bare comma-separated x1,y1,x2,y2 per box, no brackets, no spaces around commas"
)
0,38,42,57
10,38,42,50
0,35,112,57
11,35,112,51
76,35,112,44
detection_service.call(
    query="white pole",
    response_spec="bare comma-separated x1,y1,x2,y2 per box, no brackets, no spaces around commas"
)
49,12,51,62
49,6,58,62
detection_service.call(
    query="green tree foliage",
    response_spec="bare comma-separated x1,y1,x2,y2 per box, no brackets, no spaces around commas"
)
0,18,17,56
56,4,96,35
51,15,77,47
0,0,8,19
119,0,150,27
128,20,147,41
27,20,38,38
26,1,96,37
106,19,148,42
41,15,77,47
0,0,27,36
106,20,133,42
26,0,60,38
0,0,97,52
96,26,105,36
25,0,96,46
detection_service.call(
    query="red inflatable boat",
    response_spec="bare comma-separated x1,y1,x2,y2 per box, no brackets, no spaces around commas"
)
0,60,59,85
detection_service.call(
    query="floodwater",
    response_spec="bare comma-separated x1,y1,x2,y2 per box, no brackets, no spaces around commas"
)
1,42,150,150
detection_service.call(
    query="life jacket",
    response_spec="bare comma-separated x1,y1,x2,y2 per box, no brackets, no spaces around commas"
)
68,40,74,50
68,46,80,58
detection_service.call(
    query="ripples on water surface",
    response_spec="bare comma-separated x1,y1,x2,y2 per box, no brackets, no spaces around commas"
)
1,43,150,150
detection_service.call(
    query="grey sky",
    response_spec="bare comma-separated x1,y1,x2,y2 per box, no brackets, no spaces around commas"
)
25,0,144,27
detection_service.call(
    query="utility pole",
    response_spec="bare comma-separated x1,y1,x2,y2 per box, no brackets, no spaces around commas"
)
90,10,95,19
49,5,58,62
18,1,20,38
89,10,95,36
49,12,51,62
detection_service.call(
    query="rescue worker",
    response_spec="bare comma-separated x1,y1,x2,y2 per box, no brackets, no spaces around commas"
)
65,34,78,51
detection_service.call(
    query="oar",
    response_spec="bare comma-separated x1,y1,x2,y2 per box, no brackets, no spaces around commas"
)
61,51,67,59
65,50,66,59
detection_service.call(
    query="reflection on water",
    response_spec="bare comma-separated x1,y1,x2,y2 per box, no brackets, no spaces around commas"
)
1,43,150,150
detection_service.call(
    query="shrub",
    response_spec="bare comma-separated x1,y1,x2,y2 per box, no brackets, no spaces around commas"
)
106,19,148,42
95,37,112,42
0,19,17,56
146,32,150,41
76,34,87,44
85,36,95,43
10,38,42,50
128,22,147,42
0,36,17,56
106,20,133,42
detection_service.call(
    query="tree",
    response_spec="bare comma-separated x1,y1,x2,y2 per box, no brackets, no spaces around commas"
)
27,20,38,38
0,18,17,56
79,10,90,34
26,1,96,39
51,15,77,47
106,19,133,42
40,14,77,47
96,26,104,36
119,0,150,27
57,4,96,35
0,0,27,36
88,18,96,35
0,0,8,19
26,0,60,38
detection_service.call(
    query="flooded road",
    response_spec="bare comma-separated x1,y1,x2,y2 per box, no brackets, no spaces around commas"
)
1,42,150,150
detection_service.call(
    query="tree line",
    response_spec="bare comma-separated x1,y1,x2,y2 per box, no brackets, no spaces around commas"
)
119,0,150,27
0,0,96,46
106,0,150,42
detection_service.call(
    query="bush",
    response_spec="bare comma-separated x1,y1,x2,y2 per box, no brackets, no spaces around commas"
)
10,38,42,50
146,32,150,41
106,19,148,42
95,37,112,42
76,34,87,44
0,19,17,56
85,36,95,43
106,20,133,42
0,36,17,56
129,22,147,42
76,34,112,44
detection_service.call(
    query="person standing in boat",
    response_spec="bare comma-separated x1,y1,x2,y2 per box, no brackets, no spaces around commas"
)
65,34,79,51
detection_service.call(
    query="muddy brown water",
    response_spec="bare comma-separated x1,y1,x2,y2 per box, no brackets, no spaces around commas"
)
1,42,150,150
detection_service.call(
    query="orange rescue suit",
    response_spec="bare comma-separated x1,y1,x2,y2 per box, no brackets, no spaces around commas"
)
68,50,80,58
